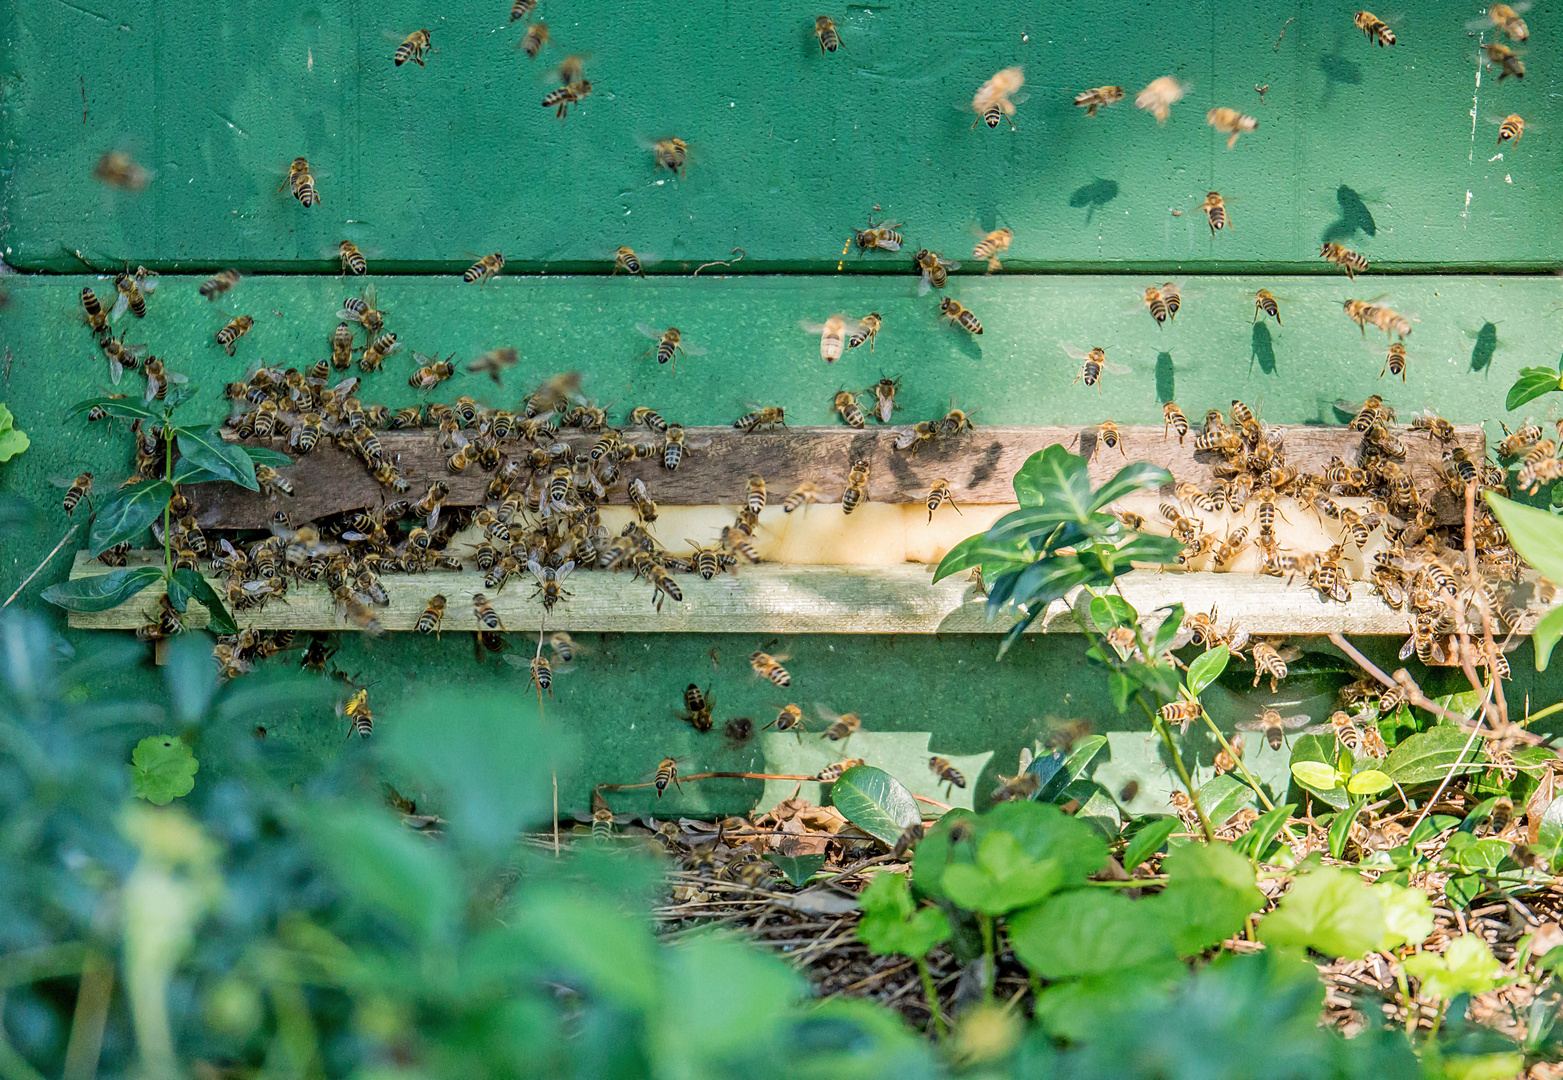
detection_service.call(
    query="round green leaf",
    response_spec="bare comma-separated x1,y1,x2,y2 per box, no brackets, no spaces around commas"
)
129,735,199,805
1291,761,1342,791
1346,770,1392,795
1534,607,1563,671
1505,366,1563,412
41,565,163,613
829,765,921,846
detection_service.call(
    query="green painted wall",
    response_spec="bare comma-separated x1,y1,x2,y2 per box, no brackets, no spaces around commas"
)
3,0,1559,273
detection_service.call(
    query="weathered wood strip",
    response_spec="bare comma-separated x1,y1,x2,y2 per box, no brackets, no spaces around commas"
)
193,423,1484,529
66,553,1545,636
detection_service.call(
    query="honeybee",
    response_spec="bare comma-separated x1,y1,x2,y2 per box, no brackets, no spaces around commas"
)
200,269,242,300
914,249,959,295
842,458,871,515
112,267,157,320
359,332,400,372
1206,107,1257,148
818,704,862,744
637,324,704,376
1214,734,1246,776
765,703,806,735
627,476,658,523
1476,2,1530,42
783,482,823,514
255,465,293,497
79,287,111,341
1496,113,1525,145
992,771,1041,802
870,377,901,423
542,79,593,119
1498,421,1542,457
413,594,447,636
1160,700,1203,734
510,0,536,20
518,22,548,57
929,757,966,791
610,245,647,278
282,157,320,206
1481,42,1525,80
1134,76,1185,124
92,149,151,191
215,315,254,356
814,15,840,52
1074,85,1124,116
338,283,386,335
340,688,373,739
1162,401,1189,443
734,406,786,433
803,315,851,362
826,389,867,429
1200,192,1230,235
939,297,983,335
739,474,767,517
1377,342,1408,382
463,253,504,286
1254,289,1282,324
409,353,456,390
647,137,689,177
1063,343,1126,389
971,227,1013,273
750,651,791,687
528,559,575,613
970,66,1025,130
1236,709,1312,751
852,216,904,253
653,757,682,797
926,478,960,522
59,471,93,515
469,592,503,632
394,28,430,66
1251,641,1291,692
1354,10,1396,45
1320,242,1369,278
1142,285,1170,327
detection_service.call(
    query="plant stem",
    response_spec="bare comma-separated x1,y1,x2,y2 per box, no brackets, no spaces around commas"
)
62,951,113,1080
978,913,996,1004
916,957,947,1038
1528,700,1563,725
162,432,174,581
1395,962,1416,1038
1142,699,1214,842
1200,713,1276,812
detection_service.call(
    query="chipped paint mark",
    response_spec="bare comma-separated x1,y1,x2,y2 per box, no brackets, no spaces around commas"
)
308,48,314,71
207,108,248,137
1489,152,1504,162
1468,33,1484,163
49,0,109,23
1462,189,1473,221
1505,173,1513,183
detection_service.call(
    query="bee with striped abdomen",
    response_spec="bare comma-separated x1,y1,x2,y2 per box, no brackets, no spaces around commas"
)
970,66,1025,130
338,241,367,275
1496,113,1525,146
518,22,548,57
926,478,960,522
415,595,446,636
394,28,430,66
1254,289,1282,323
818,704,861,745
112,266,157,320
848,312,881,351
681,684,715,733
340,689,373,739
1353,10,1396,45
751,651,792,688
852,216,903,253
215,315,254,357
1320,243,1368,278
915,249,959,295
734,406,786,433
833,389,867,428
940,297,982,335
842,458,871,515
971,227,1013,273
59,472,93,515
282,157,320,206
200,269,241,300
1206,107,1257,148
637,324,704,376
783,482,822,513
1074,85,1124,116
463,253,504,286
543,79,593,119
1163,401,1189,443
359,332,400,372
614,246,646,277
929,756,966,792
1200,191,1230,235
814,15,840,52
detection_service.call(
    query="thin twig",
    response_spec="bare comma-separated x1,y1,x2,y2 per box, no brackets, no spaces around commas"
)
1327,632,1477,727
693,247,746,277
1273,14,1296,51
1463,481,1508,725
1408,683,1494,839
3,525,79,608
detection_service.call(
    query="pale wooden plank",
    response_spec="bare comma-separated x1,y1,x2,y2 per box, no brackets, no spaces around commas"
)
193,423,1484,529
65,552,1549,637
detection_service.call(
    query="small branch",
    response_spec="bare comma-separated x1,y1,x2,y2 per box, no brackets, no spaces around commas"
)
3,525,80,608
1408,681,1494,839
1327,632,1479,727
1144,700,1214,842
1463,481,1508,726
693,247,746,277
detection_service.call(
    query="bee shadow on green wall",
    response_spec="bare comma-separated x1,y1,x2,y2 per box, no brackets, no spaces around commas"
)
1321,184,1377,245
1068,178,1120,225
1250,324,1277,376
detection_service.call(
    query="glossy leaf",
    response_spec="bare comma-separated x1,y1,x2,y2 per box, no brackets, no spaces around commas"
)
1230,802,1296,861
1011,444,1093,517
1534,795,1563,867
1185,645,1230,697
1150,603,1186,654
177,426,258,490
931,531,1030,583
66,395,156,421
1505,366,1563,412
1122,817,1177,871
1289,733,1350,809
165,568,193,613
1034,736,1107,803
1104,532,1186,567
87,480,171,557
1346,769,1392,795
1089,461,1175,513
1199,775,1255,825
1382,725,1485,785
128,735,198,805
1403,935,1506,1000
764,853,827,887
170,462,226,486
41,566,162,613
242,445,295,468
831,765,920,845
1088,593,1135,632
1328,799,1366,860
1487,492,1563,586
161,382,200,411
1534,607,1563,671
1258,866,1388,958
1292,761,1341,791
169,569,238,635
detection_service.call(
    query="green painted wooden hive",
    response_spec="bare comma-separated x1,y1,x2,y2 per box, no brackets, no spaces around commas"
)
2,0,1560,823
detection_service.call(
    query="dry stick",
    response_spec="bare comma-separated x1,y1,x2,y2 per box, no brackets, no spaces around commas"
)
3,525,79,608
693,247,746,277
531,622,560,857
1462,481,1509,726
1326,632,1483,728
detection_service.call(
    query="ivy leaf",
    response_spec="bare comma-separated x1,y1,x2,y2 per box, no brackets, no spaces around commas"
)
0,404,30,462
129,735,199,805
41,566,163,613
1258,866,1388,957
1383,726,1485,786
177,426,258,490
1486,493,1563,587
1505,366,1563,412
1403,935,1506,1000
856,873,950,959
1533,607,1563,671
830,766,919,845
1185,645,1230,698
87,480,171,557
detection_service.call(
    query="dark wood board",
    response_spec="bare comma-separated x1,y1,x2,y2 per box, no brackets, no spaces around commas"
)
192,423,1486,529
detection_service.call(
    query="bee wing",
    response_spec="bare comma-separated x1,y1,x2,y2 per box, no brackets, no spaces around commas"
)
335,306,362,321
917,274,933,298
136,275,158,295
165,369,188,384
555,559,576,583
814,701,845,724
682,342,708,356
938,257,962,271
362,283,378,308
1018,746,1034,771
110,291,129,320
635,322,663,341
528,558,547,583
1232,717,1267,731
1277,714,1315,729
108,358,124,385
684,435,713,449
800,320,829,334
1059,340,1091,361
1103,361,1132,375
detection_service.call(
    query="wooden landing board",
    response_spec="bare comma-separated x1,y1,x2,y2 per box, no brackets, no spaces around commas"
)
66,553,1549,637
193,423,1485,529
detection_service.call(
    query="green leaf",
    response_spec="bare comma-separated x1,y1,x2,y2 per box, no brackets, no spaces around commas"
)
1104,532,1185,566
305,803,460,942
1487,492,1563,585
911,808,977,901
1200,775,1256,825
41,566,162,613
1505,366,1563,412
1441,832,1512,872
165,568,193,613
161,382,200,411
941,832,1069,914
764,853,827,887
170,462,226,486
931,531,1030,583
1031,958,1185,1043
171,569,238,635
1009,889,1176,979
1259,867,1388,957
1152,842,1266,956
0,409,29,462
128,735,198,805
1122,817,1177,871
979,800,1109,881
1107,669,1137,713
1373,880,1434,950
65,395,156,421
1035,736,1108,803
1089,461,1174,513
1087,593,1135,632
856,873,951,958
1329,799,1366,860
1150,603,1186,654
1535,795,1563,866
1292,761,1342,790
1185,645,1230,698
512,884,664,1010
1289,733,1349,809
177,426,258,490
1012,444,1093,515
1403,935,1505,1000
831,766,920,845
1534,607,1563,671
162,633,218,725
1383,725,1485,785
87,480,171,557
1347,770,1392,796
241,445,295,468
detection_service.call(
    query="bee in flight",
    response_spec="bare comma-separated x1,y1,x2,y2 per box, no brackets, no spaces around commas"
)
200,269,241,300
1073,85,1124,117
970,66,1025,130
542,80,593,119
929,756,966,793
636,324,705,376
1481,42,1525,80
92,149,151,192
1254,289,1282,324
57,472,93,515
802,315,852,362
1469,2,1529,42
518,22,548,57
463,252,504,285
1319,242,1368,278
1199,191,1230,235
1206,107,1257,148
394,28,431,66
1135,76,1185,123
1495,113,1525,146
926,478,960,522
1353,10,1396,46
1235,709,1314,751
642,136,689,177
750,651,791,688
971,227,1013,272
817,704,862,745
614,246,646,277
1062,342,1128,390
814,15,841,52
